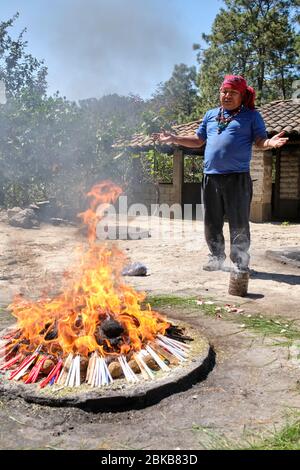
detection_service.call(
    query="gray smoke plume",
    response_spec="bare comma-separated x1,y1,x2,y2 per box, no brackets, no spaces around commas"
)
42,0,191,100
0,81,7,104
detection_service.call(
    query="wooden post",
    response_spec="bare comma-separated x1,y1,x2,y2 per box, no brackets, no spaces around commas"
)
250,149,273,222
173,148,184,205
274,149,281,218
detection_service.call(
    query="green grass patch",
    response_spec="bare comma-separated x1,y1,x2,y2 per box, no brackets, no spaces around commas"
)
191,423,233,450
238,316,300,341
246,419,300,450
144,294,197,308
145,294,217,315
192,418,300,450
145,294,300,342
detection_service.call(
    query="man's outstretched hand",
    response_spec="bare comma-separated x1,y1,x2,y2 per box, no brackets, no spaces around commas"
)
152,130,175,144
268,131,289,148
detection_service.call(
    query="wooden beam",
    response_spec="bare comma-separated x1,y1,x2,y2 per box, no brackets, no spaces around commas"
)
173,149,184,205
273,149,281,217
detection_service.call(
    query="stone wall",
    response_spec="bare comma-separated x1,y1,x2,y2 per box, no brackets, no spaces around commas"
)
126,183,176,213
127,148,182,217
279,147,300,199
126,183,156,209
159,183,177,205
277,145,300,219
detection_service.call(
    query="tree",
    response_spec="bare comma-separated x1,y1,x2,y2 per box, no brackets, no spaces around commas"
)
78,93,147,185
0,86,147,211
0,14,148,210
194,0,299,110
133,64,200,187
0,13,47,98
150,63,199,124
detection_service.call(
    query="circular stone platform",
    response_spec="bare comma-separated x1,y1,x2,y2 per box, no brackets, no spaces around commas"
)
0,323,214,412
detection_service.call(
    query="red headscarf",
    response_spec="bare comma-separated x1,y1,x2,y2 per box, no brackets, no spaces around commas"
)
220,75,256,110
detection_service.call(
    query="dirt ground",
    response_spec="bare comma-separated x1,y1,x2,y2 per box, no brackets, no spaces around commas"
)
0,218,300,450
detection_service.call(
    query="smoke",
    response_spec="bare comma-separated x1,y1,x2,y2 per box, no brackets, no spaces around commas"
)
43,0,191,100
0,0,198,214
0,81,7,104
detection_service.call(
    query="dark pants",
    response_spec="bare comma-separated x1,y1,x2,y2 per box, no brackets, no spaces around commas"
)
202,172,253,268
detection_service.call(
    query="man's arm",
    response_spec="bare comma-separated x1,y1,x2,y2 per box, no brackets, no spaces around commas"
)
255,131,289,149
152,130,205,149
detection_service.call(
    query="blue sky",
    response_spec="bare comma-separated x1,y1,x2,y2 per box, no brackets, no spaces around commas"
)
1,0,224,101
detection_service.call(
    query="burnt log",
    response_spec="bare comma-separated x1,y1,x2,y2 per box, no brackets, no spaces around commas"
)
80,357,88,382
165,325,193,343
101,319,124,339
44,321,58,341
144,354,160,371
94,321,125,350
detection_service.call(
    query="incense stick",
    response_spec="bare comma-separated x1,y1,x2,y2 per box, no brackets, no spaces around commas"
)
57,353,73,385
145,345,170,371
134,352,154,380
118,355,139,383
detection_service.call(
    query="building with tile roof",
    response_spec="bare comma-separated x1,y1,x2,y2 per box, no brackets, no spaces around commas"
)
114,100,300,221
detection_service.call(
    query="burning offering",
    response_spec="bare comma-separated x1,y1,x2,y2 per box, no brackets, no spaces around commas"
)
0,182,208,406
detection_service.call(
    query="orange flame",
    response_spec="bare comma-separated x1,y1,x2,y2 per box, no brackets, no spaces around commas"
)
9,181,169,359
78,181,123,243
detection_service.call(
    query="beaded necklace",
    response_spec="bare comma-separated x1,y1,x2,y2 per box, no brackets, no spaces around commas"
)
216,105,242,134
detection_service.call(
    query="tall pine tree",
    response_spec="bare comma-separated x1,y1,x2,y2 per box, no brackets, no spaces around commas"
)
150,64,199,124
194,0,299,111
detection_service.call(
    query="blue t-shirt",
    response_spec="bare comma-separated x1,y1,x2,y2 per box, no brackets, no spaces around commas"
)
196,106,267,174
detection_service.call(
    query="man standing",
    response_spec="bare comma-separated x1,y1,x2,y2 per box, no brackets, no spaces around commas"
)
153,75,288,272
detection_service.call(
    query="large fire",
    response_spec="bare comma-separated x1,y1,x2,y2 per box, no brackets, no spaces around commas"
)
7,181,170,361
